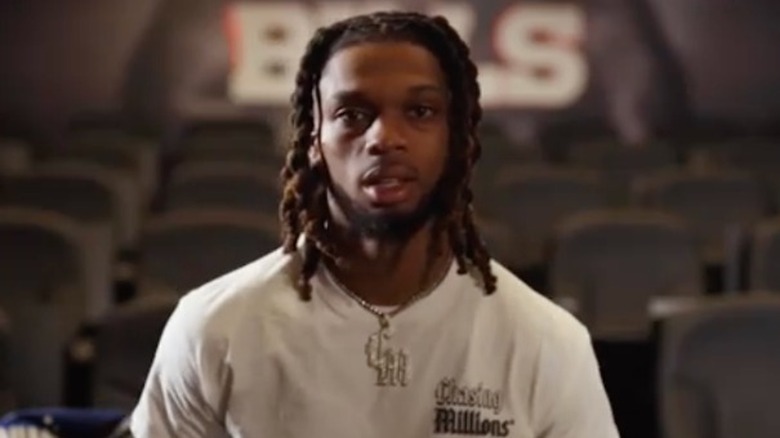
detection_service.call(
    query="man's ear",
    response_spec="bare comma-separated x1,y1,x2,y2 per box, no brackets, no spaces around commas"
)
308,136,322,165
309,147,322,165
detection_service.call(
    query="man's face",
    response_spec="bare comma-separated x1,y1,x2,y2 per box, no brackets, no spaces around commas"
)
314,41,450,239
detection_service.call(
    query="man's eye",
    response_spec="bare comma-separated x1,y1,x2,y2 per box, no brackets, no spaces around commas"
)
408,105,436,119
336,108,370,124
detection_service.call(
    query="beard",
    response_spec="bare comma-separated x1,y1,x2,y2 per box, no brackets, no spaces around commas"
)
328,180,442,242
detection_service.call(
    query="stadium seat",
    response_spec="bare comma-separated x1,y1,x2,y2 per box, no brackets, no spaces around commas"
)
0,167,119,255
0,208,100,406
633,168,770,266
550,209,704,339
491,164,607,270
92,294,179,411
0,306,11,413
689,138,780,210
177,119,281,165
166,161,280,215
0,138,32,176
138,209,280,295
567,139,678,204
33,162,144,252
460,123,541,217
749,216,780,292
659,294,780,438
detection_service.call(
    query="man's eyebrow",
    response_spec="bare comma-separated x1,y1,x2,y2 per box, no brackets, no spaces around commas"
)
323,84,447,107
408,84,447,96
327,90,369,104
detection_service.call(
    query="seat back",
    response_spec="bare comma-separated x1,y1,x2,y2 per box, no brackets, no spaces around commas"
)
0,306,11,413
551,209,704,338
35,162,143,251
660,295,780,438
139,209,280,295
0,208,93,407
493,165,607,268
635,169,770,264
54,128,160,204
93,295,179,411
0,138,32,176
568,140,678,204
167,162,280,215
749,217,780,291
178,119,280,164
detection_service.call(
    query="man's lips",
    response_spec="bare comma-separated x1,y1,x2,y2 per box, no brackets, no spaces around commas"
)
360,164,418,187
360,164,418,206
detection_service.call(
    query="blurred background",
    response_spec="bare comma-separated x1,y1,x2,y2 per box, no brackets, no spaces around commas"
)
1,0,780,436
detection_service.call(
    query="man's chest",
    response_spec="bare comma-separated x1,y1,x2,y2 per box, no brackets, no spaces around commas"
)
224,318,539,437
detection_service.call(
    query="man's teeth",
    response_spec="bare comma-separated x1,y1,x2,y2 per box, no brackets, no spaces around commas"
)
376,178,401,187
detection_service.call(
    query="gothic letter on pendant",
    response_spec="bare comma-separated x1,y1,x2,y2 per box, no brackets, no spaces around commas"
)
365,323,410,387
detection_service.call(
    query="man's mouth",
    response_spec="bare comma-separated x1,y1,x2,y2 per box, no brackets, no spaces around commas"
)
360,165,417,206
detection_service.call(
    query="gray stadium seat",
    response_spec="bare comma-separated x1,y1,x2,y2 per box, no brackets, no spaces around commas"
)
92,294,179,411
178,119,281,164
34,162,143,252
0,139,31,176
167,161,280,215
567,140,678,204
474,215,516,273
0,208,97,407
0,167,115,244
749,216,780,292
491,165,607,269
633,168,770,265
690,138,780,210
0,306,11,413
550,209,704,339
700,137,780,175
0,170,117,312
138,209,280,295
471,125,542,217
46,135,159,206
659,294,780,438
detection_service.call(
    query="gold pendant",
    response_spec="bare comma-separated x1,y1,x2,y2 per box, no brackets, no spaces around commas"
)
365,315,409,387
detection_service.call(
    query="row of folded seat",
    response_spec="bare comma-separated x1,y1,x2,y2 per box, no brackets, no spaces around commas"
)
2,118,780,418
481,164,777,269
49,292,780,438
3,202,780,408
1,292,777,437
4,140,780,274
0,206,280,408
0,118,286,408
3,155,780,303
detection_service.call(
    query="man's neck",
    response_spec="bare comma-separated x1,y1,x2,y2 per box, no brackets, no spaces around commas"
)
326,221,452,307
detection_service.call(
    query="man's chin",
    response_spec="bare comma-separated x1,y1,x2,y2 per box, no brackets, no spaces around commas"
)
330,183,439,241
353,208,433,241
365,201,416,216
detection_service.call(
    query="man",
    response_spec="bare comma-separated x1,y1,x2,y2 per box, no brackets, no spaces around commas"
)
131,11,619,437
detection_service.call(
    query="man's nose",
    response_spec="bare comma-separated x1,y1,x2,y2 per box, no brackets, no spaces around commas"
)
365,114,408,154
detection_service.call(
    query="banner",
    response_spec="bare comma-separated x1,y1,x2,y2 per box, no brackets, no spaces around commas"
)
2,0,779,141
225,1,587,109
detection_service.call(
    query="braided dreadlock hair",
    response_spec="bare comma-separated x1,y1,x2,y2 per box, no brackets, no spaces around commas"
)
279,11,497,300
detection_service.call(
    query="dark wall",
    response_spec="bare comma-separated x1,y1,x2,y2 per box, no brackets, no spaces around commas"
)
648,0,780,126
0,0,159,134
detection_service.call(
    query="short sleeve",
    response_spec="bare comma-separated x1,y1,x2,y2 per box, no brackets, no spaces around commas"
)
130,296,231,438
533,323,620,438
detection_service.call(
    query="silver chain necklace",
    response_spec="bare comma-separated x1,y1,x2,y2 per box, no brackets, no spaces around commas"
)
322,258,452,387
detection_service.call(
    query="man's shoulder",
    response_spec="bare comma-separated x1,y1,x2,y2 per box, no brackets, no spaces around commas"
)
188,246,297,299
486,260,589,345
170,247,301,339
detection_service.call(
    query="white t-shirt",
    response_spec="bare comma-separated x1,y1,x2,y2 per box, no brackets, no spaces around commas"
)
130,248,619,437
